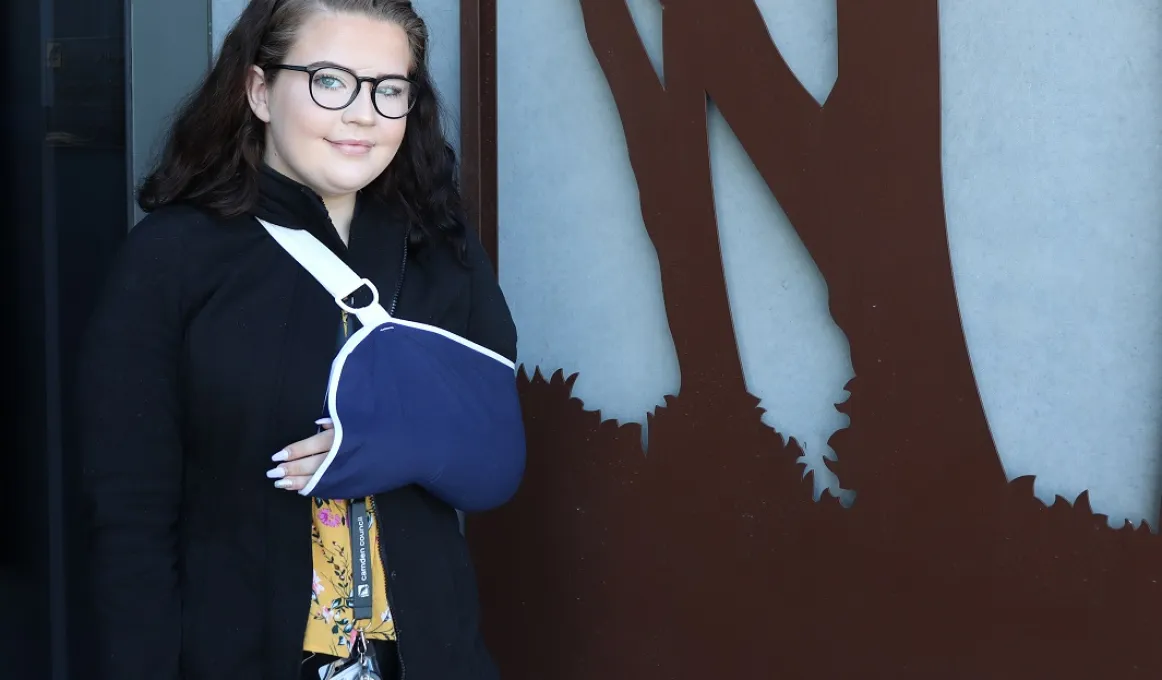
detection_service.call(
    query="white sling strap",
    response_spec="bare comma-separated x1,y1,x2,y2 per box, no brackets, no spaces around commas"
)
257,218,392,329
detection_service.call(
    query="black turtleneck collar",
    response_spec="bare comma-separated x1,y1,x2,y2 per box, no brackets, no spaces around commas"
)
252,163,370,255
251,164,412,304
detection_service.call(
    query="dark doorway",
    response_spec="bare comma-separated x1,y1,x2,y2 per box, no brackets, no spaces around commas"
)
3,0,130,676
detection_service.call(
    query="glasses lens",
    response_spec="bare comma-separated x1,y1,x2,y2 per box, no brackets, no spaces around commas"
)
310,68,358,109
374,78,417,118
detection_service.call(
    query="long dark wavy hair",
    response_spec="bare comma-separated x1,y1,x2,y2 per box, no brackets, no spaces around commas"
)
138,0,465,251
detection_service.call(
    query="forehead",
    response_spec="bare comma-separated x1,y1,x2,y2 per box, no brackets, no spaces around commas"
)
287,11,412,74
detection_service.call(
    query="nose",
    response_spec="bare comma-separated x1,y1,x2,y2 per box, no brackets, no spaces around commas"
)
342,81,377,126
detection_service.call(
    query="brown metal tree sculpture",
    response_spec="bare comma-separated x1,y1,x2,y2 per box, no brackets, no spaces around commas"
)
468,1,1162,677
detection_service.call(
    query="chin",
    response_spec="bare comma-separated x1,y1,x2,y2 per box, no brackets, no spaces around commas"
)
320,169,385,196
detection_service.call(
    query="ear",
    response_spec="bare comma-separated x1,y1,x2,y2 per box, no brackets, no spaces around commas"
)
247,65,272,123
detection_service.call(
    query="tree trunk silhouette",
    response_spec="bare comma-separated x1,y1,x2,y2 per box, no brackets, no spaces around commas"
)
578,0,746,402
583,0,1006,513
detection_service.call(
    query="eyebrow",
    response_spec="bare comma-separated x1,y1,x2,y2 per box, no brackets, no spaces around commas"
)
304,60,409,79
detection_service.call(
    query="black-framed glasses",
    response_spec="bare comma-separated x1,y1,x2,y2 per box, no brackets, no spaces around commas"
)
266,64,419,120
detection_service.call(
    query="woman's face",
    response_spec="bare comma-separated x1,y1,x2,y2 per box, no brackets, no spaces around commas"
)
248,11,411,200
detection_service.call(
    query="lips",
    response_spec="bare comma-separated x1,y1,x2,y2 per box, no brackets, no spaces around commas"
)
328,139,374,155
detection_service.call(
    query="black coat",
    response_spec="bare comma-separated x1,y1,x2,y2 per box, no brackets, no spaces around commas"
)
77,166,517,680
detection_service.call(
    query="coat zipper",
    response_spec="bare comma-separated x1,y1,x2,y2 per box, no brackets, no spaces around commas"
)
367,232,409,678
367,494,407,679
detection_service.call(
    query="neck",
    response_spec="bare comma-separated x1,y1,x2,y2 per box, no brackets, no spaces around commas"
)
322,193,357,246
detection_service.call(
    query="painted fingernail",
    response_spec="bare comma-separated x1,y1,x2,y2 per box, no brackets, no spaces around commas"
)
274,479,294,489
266,466,286,479
271,450,289,462
315,418,333,426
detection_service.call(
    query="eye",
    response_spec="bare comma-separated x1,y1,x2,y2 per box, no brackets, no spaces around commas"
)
375,79,412,99
313,74,347,90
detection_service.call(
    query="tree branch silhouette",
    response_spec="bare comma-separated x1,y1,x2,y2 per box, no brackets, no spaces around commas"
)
676,0,822,237
578,0,664,109
579,0,747,399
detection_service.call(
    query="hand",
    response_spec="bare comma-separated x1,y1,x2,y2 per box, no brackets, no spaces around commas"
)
268,418,334,492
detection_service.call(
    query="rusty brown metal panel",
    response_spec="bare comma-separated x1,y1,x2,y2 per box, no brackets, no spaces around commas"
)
460,0,498,266
468,0,1162,677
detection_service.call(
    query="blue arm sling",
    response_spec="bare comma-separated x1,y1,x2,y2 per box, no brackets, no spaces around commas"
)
258,219,526,512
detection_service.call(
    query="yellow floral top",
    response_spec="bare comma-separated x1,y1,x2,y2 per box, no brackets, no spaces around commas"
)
304,497,396,656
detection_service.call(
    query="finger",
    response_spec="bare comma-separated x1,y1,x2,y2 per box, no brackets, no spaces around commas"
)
273,475,314,492
268,452,326,480
315,417,334,431
272,429,335,462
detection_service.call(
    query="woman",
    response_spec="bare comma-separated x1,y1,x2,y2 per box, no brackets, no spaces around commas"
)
77,1,519,678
